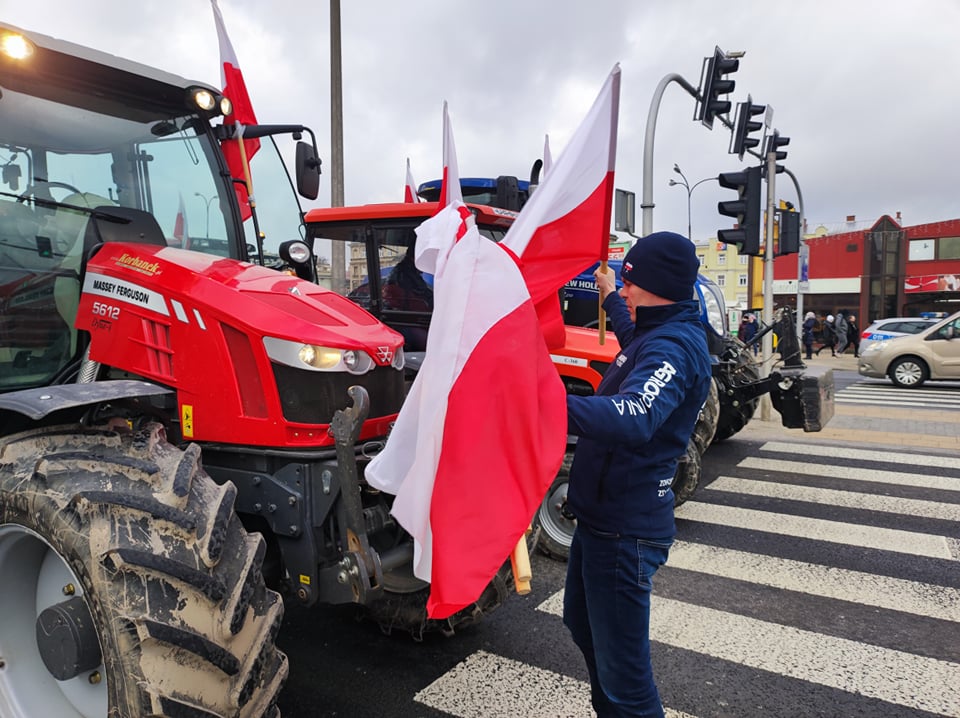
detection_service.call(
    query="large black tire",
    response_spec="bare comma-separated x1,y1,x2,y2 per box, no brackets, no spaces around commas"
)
0,423,286,717
714,342,762,442
363,529,539,639
534,452,575,561
671,378,720,506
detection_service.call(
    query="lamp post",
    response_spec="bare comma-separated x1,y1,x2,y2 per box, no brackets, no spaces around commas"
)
668,163,715,241
194,192,216,238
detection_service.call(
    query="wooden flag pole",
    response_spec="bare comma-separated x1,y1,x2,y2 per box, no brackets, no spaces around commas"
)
510,527,532,595
598,259,608,345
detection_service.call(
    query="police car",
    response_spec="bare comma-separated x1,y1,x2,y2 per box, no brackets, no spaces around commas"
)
859,314,943,353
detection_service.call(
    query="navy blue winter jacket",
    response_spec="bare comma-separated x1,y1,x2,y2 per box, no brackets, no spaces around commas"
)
566,295,711,539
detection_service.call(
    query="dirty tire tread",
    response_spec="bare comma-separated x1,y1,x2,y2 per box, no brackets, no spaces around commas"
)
714,340,761,442
0,424,286,717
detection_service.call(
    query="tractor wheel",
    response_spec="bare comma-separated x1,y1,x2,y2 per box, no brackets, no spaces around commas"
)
671,378,720,507
533,452,575,561
364,527,540,639
0,424,286,718
714,342,761,442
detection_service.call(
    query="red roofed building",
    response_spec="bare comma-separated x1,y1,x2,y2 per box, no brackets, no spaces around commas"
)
770,215,960,323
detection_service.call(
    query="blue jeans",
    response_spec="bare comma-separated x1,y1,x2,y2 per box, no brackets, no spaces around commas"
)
564,525,672,717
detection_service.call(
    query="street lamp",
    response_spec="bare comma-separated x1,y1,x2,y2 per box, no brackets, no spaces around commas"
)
669,163,715,241
194,192,217,238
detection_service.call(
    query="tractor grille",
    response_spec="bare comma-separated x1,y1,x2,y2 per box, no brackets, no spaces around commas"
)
271,363,405,424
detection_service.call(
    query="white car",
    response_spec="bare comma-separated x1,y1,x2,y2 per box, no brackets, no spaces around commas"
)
858,311,960,387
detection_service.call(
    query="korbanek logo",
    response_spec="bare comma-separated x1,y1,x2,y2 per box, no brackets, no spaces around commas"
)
611,360,677,416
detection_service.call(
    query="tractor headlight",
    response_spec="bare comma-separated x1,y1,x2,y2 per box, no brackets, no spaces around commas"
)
0,30,35,61
264,337,374,374
191,88,217,111
696,278,727,338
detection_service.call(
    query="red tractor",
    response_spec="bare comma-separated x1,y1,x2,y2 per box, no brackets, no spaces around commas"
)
0,23,514,718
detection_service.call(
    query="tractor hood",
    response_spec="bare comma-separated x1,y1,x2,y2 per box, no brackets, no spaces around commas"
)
83,243,403,354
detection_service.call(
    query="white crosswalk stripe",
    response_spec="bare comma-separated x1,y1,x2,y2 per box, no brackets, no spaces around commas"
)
416,440,960,717
836,381,960,408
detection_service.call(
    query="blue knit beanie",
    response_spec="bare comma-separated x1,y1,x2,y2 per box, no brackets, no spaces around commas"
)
621,231,699,302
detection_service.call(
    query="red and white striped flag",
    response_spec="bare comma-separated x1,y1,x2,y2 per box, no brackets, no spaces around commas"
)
504,65,621,349
404,158,420,203
173,193,190,248
365,104,567,619
211,0,260,220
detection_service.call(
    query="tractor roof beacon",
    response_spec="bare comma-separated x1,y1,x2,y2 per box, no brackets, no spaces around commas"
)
0,22,507,718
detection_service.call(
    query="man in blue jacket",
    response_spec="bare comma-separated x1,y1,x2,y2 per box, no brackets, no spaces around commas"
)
564,231,711,717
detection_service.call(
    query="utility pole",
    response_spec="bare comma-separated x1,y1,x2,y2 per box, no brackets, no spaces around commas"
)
761,149,777,421
329,0,346,294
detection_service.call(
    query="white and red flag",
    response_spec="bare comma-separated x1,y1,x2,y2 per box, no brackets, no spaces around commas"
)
365,103,567,619
505,65,621,349
211,0,260,220
173,193,190,248
404,158,421,203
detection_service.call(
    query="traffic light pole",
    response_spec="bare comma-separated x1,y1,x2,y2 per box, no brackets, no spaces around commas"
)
782,167,807,340
761,149,777,422
640,74,700,235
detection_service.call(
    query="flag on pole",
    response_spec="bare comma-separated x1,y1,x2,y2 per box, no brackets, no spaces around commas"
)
365,104,567,619
211,0,260,220
503,65,621,349
404,158,421,203
173,193,190,249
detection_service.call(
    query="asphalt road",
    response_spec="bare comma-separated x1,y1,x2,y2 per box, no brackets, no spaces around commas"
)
276,370,960,718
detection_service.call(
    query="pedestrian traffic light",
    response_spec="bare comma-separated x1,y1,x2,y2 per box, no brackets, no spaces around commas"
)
778,207,800,255
731,95,766,160
764,129,790,175
697,46,739,129
717,166,762,255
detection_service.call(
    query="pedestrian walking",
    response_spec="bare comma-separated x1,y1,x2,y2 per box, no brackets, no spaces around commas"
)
802,311,816,360
847,314,860,357
565,231,712,718
741,313,759,355
815,314,836,356
835,311,850,355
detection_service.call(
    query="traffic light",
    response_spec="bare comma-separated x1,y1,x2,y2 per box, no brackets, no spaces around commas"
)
731,95,766,160
778,207,800,255
697,46,739,129
763,129,790,174
717,166,762,255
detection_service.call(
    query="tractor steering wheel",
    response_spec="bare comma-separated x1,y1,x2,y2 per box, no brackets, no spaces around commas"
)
16,180,84,204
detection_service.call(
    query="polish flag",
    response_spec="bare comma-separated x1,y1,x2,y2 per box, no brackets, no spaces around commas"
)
365,104,567,619
211,0,260,220
404,158,421,203
173,193,190,249
504,65,621,349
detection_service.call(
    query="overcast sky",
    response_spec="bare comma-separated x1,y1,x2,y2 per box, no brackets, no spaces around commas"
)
6,0,959,241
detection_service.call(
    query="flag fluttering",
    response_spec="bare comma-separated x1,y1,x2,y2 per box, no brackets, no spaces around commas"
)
211,0,260,220
173,193,190,249
503,64,621,349
365,104,567,619
405,158,420,203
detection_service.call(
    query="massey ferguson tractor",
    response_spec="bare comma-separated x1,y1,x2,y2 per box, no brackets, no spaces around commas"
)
0,23,516,718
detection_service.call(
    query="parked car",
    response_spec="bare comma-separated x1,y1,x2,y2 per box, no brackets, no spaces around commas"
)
858,311,960,387
859,316,940,353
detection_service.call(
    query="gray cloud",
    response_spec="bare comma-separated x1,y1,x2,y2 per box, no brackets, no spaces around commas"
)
7,0,958,237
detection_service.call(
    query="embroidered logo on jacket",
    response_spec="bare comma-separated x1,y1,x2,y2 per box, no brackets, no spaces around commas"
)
611,361,677,415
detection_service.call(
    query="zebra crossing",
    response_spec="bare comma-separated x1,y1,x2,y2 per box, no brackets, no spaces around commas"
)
413,439,960,718
836,380,960,408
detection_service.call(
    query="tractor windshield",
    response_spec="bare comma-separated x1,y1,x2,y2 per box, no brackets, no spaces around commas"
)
0,60,304,390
